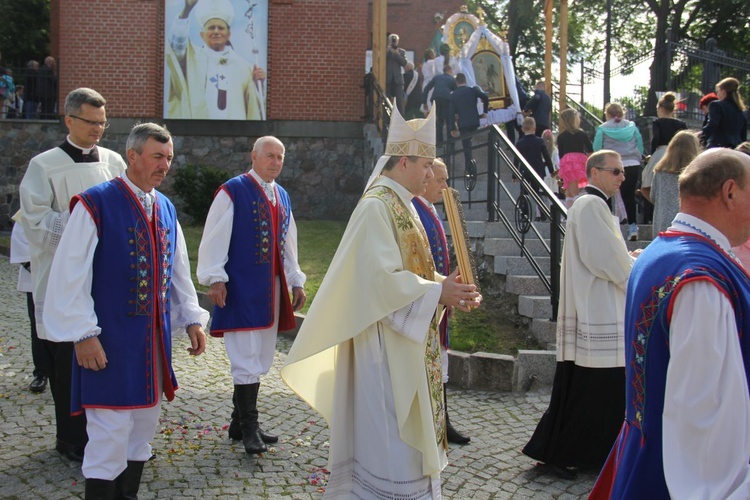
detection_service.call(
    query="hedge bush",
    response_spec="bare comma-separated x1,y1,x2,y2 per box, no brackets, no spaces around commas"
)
172,164,231,224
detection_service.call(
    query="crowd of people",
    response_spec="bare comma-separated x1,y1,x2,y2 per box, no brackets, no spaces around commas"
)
4,20,750,497
0,54,58,119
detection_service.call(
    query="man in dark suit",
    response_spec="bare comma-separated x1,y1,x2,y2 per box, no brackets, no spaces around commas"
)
523,80,552,136
449,72,489,167
423,65,457,147
385,33,407,116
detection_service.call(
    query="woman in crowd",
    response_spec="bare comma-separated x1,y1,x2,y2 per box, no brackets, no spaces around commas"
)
701,77,747,149
593,102,644,241
650,130,701,238
640,92,687,207
556,108,593,208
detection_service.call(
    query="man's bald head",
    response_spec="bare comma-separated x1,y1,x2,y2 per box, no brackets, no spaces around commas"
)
679,148,749,201
678,148,750,246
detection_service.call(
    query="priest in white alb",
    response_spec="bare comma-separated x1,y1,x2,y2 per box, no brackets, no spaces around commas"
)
281,107,482,499
19,87,127,463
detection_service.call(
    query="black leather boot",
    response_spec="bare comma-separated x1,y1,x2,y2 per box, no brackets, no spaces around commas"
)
85,478,116,499
114,460,145,499
228,388,241,441
256,382,278,444
444,384,470,445
229,386,278,444
235,384,267,454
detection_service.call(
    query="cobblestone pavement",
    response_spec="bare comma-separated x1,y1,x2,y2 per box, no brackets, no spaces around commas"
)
0,255,596,499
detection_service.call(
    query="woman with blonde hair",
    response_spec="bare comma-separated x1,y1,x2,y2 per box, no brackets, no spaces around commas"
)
702,77,747,149
650,130,701,238
640,92,688,218
556,108,593,207
593,102,644,240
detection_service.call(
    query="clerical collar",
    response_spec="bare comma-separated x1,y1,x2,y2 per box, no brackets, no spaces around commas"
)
59,138,99,163
584,185,608,202
66,136,97,155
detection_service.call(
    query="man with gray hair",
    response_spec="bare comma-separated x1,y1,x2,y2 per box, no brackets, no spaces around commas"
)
592,148,750,499
43,122,209,498
20,87,127,463
524,150,640,478
198,135,306,456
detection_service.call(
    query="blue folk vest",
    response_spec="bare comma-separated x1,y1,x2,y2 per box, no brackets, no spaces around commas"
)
69,178,178,413
412,197,451,347
600,232,750,499
209,173,296,335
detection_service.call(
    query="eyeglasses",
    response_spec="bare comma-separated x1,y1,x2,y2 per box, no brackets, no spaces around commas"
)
595,166,624,176
68,115,110,129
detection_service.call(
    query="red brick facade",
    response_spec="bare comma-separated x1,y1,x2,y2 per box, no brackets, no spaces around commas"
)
372,1,464,62
51,0,465,122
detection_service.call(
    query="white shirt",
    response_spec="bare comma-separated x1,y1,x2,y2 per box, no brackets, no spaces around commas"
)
197,169,306,288
662,213,750,499
43,183,209,343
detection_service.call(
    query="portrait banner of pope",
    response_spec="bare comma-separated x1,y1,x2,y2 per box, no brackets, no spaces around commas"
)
164,0,268,120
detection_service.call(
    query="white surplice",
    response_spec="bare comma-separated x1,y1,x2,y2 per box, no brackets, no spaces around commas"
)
282,177,446,499
556,188,634,367
661,214,750,499
19,141,126,339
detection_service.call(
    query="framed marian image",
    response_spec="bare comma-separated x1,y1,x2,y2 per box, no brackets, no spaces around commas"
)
472,50,509,108
164,0,268,120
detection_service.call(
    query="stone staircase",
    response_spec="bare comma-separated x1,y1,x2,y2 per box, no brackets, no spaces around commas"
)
443,145,653,391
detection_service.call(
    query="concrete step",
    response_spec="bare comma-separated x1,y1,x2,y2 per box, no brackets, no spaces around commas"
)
531,318,557,346
518,294,553,320
485,237,549,258
494,255,551,276
505,275,550,296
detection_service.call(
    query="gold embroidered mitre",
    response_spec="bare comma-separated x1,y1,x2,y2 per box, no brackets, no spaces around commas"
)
194,0,235,28
384,106,436,159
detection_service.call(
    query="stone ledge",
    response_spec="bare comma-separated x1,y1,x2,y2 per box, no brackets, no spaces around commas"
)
272,307,556,393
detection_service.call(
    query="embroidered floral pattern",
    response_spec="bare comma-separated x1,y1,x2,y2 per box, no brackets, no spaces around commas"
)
254,199,273,264
134,220,152,316
366,186,446,446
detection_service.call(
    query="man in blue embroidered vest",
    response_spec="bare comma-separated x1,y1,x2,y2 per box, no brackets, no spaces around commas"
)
281,107,482,498
197,135,306,456
412,158,470,445
523,150,641,479
43,123,209,499
592,148,750,499
19,87,127,463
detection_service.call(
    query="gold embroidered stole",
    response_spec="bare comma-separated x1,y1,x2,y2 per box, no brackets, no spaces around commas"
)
364,186,447,448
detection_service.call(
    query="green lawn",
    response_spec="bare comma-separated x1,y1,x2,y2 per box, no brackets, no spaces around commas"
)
182,220,537,355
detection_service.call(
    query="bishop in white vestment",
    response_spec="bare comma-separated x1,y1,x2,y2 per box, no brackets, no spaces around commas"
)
282,107,481,499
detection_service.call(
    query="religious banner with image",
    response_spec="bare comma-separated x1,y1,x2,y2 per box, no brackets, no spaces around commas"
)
164,0,268,120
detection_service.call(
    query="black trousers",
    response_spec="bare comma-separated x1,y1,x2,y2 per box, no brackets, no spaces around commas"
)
621,165,640,224
433,98,450,146
386,81,404,116
41,339,88,448
26,293,48,378
459,125,479,165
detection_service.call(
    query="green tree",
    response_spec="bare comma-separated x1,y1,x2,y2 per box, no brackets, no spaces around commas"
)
0,0,50,66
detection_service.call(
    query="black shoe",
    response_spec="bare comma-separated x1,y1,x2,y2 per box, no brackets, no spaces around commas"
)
258,427,278,444
56,440,85,462
28,375,47,393
535,462,577,480
446,421,471,445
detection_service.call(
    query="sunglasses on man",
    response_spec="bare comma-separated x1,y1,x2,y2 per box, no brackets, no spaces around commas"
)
595,166,624,176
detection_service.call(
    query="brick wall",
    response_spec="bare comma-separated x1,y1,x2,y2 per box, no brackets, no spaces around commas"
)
268,0,368,121
52,0,466,121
